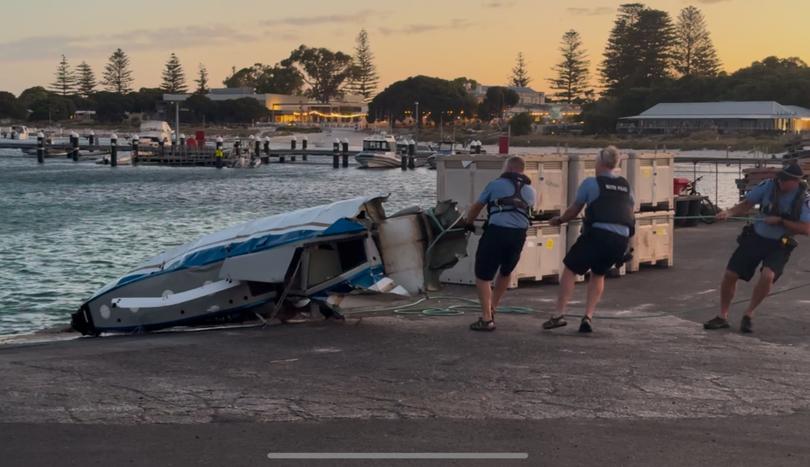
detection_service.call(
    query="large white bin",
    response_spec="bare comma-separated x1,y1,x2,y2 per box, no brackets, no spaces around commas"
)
437,154,569,221
625,152,674,212
628,211,675,272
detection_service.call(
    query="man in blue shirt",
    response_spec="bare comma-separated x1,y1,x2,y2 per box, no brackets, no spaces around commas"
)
544,146,635,333
705,161,810,333
463,156,537,331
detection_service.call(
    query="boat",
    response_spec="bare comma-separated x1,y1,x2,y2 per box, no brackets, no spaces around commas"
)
230,154,262,169
1,125,31,140
354,134,401,168
426,140,458,169
139,121,173,147
70,195,469,336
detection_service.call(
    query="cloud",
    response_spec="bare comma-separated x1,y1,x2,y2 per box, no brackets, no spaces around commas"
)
261,9,386,26
566,6,614,16
483,1,516,7
0,25,258,61
379,19,473,36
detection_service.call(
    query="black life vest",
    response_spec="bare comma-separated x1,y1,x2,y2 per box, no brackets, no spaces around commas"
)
759,178,808,224
486,172,532,220
583,175,636,237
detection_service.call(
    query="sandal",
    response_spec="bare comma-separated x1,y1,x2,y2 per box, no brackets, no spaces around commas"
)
578,316,593,333
542,315,567,330
470,317,496,332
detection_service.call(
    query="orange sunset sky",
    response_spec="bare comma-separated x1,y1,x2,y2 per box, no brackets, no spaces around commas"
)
0,0,807,95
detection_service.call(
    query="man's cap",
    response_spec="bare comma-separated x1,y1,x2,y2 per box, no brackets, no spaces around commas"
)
779,161,804,180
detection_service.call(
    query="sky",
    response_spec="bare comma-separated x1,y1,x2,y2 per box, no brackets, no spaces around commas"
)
1,0,809,96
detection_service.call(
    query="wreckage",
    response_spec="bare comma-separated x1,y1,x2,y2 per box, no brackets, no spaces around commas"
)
71,195,468,335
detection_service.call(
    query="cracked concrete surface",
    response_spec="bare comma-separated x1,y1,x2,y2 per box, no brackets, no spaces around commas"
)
1,223,810,466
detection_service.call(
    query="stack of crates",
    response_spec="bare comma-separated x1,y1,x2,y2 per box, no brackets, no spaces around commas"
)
565,153,628,278
625,152,675,272
436,154,568,288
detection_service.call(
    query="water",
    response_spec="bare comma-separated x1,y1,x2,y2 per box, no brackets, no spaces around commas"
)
0,151,435,335
0,144,753,336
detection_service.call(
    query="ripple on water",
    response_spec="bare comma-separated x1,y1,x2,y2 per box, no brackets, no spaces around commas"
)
0,155,436,335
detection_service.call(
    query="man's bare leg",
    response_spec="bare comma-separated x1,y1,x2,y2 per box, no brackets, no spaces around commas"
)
744,268,775,318
491,273,512,314
554,267,577,318
720,270,739,319
475,279,494,322
585,274,606,319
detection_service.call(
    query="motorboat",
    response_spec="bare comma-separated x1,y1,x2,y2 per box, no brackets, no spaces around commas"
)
354,134,401,168
426,140,458,169
139,120,173,147
71,195,468,335
1,125,31,140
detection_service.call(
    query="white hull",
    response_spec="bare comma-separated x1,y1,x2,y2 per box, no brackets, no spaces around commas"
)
355,153,402,169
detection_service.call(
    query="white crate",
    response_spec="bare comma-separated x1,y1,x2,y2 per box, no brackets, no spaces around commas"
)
626,152,674,212
440,222,565,288
437,154,568,221
628,211,675,273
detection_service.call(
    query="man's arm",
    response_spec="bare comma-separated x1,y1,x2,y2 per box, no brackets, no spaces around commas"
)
550,203,584,226
779,218,810,236
716,200,755,221
464,202,485,225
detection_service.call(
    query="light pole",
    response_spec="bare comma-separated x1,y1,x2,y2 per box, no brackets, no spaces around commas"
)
414,101,419,142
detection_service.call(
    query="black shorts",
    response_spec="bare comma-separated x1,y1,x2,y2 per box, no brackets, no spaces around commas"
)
727,230,793,282
474,225,527,281
564,228,629,276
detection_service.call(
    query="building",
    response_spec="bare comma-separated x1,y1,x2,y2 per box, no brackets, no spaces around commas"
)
468,85,546,106
205,88,368,124
619,101,810,134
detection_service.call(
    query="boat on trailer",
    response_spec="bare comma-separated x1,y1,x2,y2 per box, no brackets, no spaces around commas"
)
71,195,468,335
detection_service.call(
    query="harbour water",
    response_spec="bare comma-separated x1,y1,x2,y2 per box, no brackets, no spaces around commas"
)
0,144,752,335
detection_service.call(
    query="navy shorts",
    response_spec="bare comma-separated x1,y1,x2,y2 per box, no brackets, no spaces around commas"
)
564,228,629,276
727,230,792,282
474,225,527,281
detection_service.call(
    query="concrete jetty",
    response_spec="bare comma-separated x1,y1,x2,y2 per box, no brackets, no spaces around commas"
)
1,222,810,466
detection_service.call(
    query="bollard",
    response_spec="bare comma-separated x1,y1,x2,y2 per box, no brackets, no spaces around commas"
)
110,134,118,167
254,138,261,160
302,137,308,161
88,130,96,147
290,137,296,151
263,137,270,156
71,132,80,162
234,139,241,157
408,140,416,169
36,132,45,164
341,139,349,168
131,135,139,165
401,152,408,170
179,134,186,157
158,139,165,158
333,139,340,168
171,132,177,156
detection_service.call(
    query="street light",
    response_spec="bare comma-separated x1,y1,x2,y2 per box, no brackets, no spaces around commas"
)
414,101,419,141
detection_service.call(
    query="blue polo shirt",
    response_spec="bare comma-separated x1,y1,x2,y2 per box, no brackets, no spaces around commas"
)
478,177,537,229
746,179,810,239
575,171,635,237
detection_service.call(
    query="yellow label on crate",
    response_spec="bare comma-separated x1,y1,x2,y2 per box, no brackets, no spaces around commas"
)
657,228,667,236
641,167,653,177
545,239,554,250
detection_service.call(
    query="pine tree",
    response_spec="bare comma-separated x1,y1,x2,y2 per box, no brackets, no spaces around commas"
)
102,48,134,94
548,30,591,103
195,63,209,94
510,52,531,87
347,29,379,101
600,4,675,94
50,55,76,96
75,61,97,98
161,53,187,93
673,5,720,77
